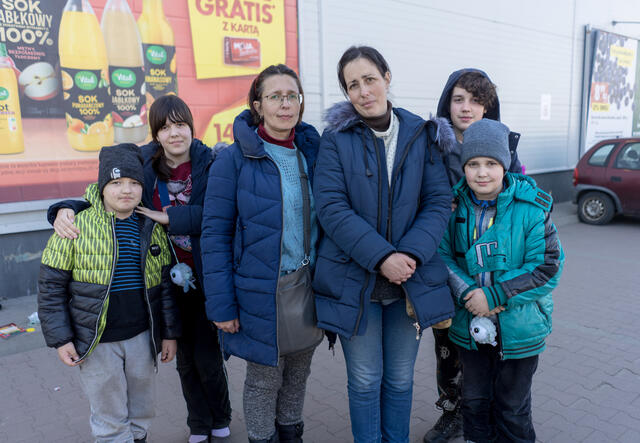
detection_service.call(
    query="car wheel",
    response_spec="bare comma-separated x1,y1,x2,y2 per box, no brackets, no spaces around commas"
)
578,191,615,225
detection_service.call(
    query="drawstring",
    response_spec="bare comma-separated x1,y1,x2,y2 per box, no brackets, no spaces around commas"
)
360,129,373,177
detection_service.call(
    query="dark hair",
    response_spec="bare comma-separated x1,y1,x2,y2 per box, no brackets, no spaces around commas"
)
337,46,391,94
148,94,194,181
248,64,304,125
454,71,497,109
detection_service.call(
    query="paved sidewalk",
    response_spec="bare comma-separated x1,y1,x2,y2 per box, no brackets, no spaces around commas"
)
1,202,640,442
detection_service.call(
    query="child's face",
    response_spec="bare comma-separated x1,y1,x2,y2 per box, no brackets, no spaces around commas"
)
449,86,486,140
464,156,504,201
102,178,143,219
156,117,193,167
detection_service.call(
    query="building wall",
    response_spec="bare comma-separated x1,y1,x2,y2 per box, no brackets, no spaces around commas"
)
297,0,640,176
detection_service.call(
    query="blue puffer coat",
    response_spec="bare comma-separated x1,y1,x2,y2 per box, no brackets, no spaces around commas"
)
313,102,455,338
201,110,320,367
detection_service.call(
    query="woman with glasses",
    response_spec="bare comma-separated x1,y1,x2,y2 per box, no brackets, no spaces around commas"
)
201,64,322,443
312,46,455,443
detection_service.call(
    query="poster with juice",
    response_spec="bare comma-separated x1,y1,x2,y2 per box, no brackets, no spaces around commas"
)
0,0,66,118
0,0,299,205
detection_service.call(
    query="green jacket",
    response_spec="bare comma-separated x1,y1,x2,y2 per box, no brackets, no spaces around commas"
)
439,173,564,359
38,183,180,363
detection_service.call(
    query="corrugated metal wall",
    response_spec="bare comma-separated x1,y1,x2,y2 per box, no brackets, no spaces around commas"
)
298,0,640,173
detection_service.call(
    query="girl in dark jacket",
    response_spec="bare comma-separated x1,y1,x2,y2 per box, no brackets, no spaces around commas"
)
312,46,454,443
49,95,232,443
200,65,322,443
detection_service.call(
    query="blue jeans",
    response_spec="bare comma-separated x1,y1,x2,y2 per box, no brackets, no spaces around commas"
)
458,345,538,443
339,299,421,443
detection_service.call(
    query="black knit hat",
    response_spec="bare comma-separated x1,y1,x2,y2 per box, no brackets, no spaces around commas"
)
98,143,145,195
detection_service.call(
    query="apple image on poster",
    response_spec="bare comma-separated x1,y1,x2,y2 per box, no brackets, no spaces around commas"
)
19,62,59,101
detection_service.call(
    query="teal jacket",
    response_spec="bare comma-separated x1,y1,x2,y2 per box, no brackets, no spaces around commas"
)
439,173,564,359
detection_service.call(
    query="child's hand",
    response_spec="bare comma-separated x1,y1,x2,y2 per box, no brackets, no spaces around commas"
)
54,208,80,239
136,206,169,225
463,288,490,316
486,306,506,316
161,339,177,363
56,342,80,366
214,319,240,334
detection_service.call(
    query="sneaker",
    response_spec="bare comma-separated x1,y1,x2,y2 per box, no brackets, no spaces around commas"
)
423,408,463,443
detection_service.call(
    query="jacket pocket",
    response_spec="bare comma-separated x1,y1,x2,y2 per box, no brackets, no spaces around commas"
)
233,217,245,269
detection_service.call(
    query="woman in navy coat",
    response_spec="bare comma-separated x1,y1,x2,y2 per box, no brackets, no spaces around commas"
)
312,46,454,443
200,64,321,443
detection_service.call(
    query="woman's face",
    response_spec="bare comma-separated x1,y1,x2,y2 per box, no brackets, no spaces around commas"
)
343,57,390,118
156,118,192,167
253,74,301,140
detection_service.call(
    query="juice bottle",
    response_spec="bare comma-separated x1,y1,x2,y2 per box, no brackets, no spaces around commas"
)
137,0,178,107
0,43,24,154
58,0,113,151
102,0,148,143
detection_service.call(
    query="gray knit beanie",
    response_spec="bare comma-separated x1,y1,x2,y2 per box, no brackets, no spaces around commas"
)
460,119,510,170
98,143,145,195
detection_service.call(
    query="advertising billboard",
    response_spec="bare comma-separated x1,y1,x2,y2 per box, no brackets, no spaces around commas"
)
585,29,640,150
0,0,298,204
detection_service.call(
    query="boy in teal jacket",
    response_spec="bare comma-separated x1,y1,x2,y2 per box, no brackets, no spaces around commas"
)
438,119,564,442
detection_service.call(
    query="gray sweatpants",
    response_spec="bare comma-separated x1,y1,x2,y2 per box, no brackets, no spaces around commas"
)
77,330,155,443
243,348,315,440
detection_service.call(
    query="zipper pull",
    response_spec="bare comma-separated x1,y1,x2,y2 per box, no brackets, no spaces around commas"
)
413,321,421,340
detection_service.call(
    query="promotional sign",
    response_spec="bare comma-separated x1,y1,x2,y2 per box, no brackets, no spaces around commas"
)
0,0,298,204
585,30,640,150
188,0,286,79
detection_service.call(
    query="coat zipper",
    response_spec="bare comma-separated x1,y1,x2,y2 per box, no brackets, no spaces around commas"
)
81,215,117,361
141,221,158,369
373,124,426,338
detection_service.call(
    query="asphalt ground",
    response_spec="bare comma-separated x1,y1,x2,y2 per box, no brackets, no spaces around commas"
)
1,202,639,442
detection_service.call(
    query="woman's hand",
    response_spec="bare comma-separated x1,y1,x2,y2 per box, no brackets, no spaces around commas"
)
380,253,416,285
136,206,169,225
56,342,80,366
160,339,177,363
213,319,240,334
54,208,80,239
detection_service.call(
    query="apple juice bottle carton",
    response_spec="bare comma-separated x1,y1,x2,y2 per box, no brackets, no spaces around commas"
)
137,0,177,107
102,0,148,143
58,0,113,151
0,43,25,154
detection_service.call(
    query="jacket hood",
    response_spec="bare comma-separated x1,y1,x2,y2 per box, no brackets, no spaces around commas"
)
453,172,552,212
83,183,110,222
323,101,456,155
436,68,500,122
232,109,320,162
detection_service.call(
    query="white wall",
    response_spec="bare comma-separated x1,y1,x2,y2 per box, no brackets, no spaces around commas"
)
298,0,640,173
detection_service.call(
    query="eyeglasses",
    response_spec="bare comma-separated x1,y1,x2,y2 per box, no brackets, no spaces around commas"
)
263,93,303,105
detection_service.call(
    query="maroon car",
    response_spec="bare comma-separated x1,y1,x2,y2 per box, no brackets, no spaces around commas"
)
573,137,640,224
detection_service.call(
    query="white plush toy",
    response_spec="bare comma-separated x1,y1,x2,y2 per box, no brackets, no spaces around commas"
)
470,316,498,346
170,262,196,293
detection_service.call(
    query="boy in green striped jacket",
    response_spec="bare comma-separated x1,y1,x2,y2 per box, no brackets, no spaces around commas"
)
38,144,180,443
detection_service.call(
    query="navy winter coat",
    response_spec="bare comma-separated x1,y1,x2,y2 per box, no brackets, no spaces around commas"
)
46,139,216,285
201,110,320,367
312,102,454,339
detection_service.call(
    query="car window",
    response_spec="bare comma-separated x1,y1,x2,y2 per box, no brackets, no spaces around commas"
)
614,143,640,170
588,143,615,166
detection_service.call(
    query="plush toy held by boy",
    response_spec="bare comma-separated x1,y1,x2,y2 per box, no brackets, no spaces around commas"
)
38,143,181,443
438,119,564,442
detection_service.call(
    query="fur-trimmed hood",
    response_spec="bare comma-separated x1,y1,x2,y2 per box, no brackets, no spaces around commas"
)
323,101,456,155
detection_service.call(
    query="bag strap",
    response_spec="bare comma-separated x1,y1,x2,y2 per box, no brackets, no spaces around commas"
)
157,180,171,208
295,149,311,267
